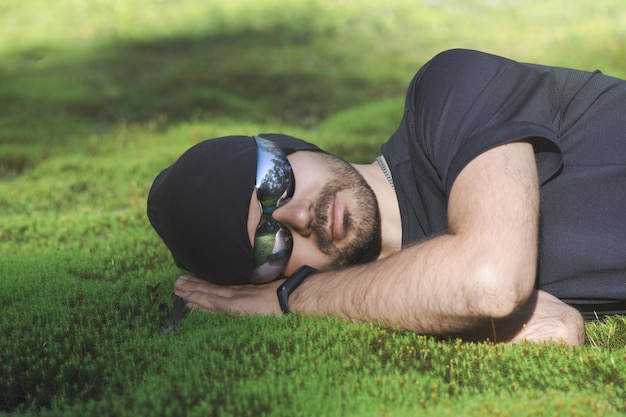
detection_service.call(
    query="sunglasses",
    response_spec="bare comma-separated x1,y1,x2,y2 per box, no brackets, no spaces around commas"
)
251,136,295,282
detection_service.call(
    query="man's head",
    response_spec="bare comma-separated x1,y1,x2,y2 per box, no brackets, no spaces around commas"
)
147,133,380,285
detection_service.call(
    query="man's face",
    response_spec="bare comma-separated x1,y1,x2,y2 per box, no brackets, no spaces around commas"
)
247,150,381,276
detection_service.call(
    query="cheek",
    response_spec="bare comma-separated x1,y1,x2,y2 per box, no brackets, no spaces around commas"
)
283,238,330,276
288,155,333,198
247,191,260,246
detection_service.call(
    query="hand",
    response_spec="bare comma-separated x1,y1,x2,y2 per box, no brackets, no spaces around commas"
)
458,290,586,345
501,290,586,345
174,275,285,316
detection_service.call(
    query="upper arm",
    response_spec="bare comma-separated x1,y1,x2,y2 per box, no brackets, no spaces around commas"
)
447,140,540,316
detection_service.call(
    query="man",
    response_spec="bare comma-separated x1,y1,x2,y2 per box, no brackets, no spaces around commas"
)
148,49,626,345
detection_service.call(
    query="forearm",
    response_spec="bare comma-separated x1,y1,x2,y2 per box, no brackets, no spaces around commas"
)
290,232,533,335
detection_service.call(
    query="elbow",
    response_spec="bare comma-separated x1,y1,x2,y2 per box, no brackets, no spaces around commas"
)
469,258,536,319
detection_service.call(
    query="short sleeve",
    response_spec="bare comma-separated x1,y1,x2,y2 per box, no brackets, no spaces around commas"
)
405,49,563,194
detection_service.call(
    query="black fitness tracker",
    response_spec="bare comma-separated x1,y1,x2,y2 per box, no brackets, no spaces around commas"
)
276,265,318,314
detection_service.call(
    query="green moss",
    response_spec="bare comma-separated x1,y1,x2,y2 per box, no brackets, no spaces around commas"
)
2,0,626,415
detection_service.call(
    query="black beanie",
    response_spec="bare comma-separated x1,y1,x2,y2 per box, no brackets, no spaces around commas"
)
147,133,325,285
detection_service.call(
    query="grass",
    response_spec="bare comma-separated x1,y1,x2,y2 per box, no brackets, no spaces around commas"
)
2,0,626,415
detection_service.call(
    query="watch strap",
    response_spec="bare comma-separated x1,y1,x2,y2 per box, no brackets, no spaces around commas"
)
276,265,318,314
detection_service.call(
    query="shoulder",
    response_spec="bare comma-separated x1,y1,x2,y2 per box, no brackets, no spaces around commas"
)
424,48,513,69
416,49,522,89
406,49,515,117
426,48,496,65
408,49,552,113
404,50,561,188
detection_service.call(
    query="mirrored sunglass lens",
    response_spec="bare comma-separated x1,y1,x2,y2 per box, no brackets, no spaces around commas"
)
252,220,293,282
255,139,293,206
253,220,293,267
252,137,295,282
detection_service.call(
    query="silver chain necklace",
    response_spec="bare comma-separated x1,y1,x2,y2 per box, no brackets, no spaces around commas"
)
376,155,395,190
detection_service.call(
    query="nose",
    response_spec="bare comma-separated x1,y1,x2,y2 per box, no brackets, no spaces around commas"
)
272,199,314,237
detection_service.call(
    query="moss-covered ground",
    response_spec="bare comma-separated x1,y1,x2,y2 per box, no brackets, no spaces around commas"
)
2,1,626,415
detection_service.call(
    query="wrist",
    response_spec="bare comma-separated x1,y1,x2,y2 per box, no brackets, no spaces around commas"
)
276,265,318,314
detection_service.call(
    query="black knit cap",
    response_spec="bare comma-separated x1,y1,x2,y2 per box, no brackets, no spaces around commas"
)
147,133,325,285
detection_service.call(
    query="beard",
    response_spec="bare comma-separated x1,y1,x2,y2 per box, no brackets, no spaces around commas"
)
309,153,381,269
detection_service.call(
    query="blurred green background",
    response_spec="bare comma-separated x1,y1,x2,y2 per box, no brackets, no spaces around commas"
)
2,0,625,153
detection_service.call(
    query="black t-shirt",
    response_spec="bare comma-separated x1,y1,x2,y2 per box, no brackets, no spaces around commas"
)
382,49,626,317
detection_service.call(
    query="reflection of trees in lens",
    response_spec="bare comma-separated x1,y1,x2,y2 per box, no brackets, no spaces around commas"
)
253,220,293,266
257,141,292,205
258,220,280,235
254,220,280,266
254,234,276,266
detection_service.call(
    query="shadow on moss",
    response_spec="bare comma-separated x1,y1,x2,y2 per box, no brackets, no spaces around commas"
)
1,30,406,148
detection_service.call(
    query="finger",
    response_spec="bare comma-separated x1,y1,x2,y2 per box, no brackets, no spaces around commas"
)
175,275,247,293
177,274,208,283
175,275,215,293
172,277,229,311
178,288,230,312
175,277,239,300
175,275,209,289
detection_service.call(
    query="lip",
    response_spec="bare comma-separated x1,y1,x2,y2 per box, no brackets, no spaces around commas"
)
330,194,345,241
